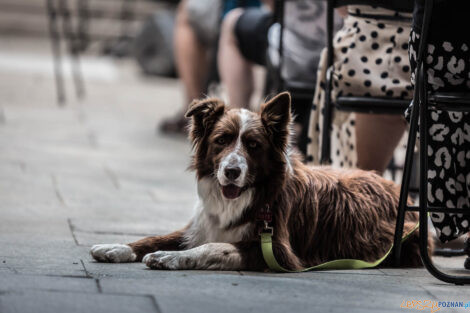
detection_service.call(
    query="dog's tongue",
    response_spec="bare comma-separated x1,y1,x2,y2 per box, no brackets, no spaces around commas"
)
222,184,242,199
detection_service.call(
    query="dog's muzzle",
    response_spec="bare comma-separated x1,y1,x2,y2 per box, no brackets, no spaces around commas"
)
217,153,248,199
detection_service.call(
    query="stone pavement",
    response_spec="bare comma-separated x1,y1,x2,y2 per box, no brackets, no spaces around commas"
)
0,36,469,313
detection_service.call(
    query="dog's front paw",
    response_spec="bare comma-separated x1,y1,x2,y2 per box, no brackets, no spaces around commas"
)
90,244,137,263
143,251,188,270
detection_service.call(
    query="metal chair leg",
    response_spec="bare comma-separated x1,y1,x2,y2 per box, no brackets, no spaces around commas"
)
77,0,90,52
320,0,335,164
321,69,334,164
392,99,419,266
58,0,85,99
46,0,66,105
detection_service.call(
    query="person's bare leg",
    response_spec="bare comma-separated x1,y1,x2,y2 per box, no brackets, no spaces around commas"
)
160,0,209,134
174,0,208,102
355,113,407,174
218,8,254,108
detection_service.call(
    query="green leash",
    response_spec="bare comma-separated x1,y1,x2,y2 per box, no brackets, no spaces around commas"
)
260,222,419,272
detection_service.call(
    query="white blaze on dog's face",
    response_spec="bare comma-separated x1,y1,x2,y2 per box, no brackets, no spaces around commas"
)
210,108,266,199
186,92,292,201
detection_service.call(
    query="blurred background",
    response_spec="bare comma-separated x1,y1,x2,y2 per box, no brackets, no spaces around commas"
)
0,0,268,122
0,0,187,111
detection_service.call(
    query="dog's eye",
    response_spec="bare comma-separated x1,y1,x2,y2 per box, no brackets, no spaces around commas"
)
216,137,226,145
248,141,258,149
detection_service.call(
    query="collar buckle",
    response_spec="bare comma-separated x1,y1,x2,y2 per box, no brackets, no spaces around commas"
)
256,204,272,223
260,220,273,235
257,205,273,235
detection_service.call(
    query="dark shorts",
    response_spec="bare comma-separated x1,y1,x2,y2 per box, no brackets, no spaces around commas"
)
234,8,273,66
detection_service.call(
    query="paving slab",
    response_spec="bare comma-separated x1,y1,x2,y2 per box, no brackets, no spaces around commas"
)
0,273,98,293
98,272,428,313
0,290,159,313
0,236,87,277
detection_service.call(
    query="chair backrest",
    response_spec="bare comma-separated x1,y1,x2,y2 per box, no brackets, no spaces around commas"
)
332,0,413,12
325,0,413,69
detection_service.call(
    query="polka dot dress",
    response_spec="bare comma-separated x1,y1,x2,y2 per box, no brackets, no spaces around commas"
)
306,6,413,170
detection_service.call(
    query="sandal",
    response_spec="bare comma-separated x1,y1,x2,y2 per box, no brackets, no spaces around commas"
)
159,114,189,136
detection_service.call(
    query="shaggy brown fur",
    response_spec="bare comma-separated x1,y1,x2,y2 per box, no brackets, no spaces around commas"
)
93,92,430,270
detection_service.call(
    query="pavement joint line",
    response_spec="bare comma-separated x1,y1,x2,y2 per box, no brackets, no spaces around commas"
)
22,286,168,301
88,273,112,279
149,294,162,313
1,289,163,312
103,165,120,189
3,288,95,295
0,289,162,298
377,268,397,276
73,229,155,237
67,218,80,246
2,264,18,274
95,278,103,293
50,174,67,207
419,285,440,300
44,274,93,279
80,259,92,278
76,243,91,247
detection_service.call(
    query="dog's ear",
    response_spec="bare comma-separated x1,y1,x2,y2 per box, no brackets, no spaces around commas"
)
261,92,291,149
185,97,225,143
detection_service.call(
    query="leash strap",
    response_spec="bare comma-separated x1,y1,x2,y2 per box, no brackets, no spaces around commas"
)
260,222,419,272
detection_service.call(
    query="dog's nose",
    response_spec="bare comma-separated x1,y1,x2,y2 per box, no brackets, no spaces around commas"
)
224,167,241,180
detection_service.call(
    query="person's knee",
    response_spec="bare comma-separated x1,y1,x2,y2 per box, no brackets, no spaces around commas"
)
175,0,190,25
220,8,245,42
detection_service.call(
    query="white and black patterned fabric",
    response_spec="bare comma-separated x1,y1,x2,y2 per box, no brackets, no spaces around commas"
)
306,5,412,169
409,29,470,243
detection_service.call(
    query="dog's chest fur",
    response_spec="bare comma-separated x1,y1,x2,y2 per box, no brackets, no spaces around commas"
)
183,177,254,248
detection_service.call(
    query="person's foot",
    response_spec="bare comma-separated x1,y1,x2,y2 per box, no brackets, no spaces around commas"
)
159,114,188,136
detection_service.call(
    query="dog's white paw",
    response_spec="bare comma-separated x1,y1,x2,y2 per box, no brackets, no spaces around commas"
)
90,244,137,263
143,251,188,270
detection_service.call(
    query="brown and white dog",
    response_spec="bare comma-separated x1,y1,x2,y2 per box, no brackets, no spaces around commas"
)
90,92,425,270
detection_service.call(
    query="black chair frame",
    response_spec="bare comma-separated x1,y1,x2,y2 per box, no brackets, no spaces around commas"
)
320,0,413,164
46,0,88,105
266,0,317,155
392,0,470,285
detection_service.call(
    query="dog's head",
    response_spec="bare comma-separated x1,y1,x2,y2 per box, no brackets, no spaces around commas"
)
185,92,292,200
